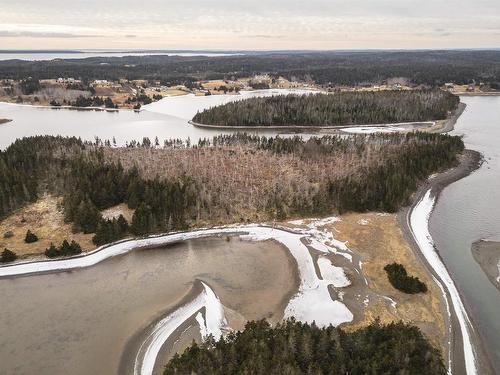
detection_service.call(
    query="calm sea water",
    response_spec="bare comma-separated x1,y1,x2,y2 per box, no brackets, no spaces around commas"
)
0,90,315,150
430,96,500,371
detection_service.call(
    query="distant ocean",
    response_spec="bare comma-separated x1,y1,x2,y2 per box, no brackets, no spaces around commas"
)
0,50,241,61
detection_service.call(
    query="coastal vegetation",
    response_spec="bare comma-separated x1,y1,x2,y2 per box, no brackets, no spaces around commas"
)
164,319,446,375
44,240,82,258
193,91,459,127
24,230,38,243
384,263,428,294
0,248,17,263
0,133,463,249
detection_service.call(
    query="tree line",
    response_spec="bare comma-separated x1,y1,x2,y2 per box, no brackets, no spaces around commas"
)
193,90,459,127
2,50,500,88
164,318,446,375
0,132,464,249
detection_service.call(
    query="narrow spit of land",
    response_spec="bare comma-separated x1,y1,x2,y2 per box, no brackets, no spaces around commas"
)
398,149,494,375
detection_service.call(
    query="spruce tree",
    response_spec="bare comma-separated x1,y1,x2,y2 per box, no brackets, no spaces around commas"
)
24,230,38,243
1,248,17,263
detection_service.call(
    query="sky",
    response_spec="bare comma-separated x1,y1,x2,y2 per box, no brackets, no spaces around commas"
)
1,0,500,50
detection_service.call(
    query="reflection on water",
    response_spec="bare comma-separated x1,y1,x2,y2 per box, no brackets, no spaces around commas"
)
430,96,500,371
0,237,295,375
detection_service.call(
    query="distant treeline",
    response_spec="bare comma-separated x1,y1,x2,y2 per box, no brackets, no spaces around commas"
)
1,50,500,87
193,90,459,127
164,319,446,375
0,132,463,247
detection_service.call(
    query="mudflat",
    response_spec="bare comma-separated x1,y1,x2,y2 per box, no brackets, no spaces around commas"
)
0,236,297,375
472,240,500,291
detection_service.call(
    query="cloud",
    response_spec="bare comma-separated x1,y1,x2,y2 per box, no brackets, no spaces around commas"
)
242,34,286,39
0,30,101,38
1,1,500,48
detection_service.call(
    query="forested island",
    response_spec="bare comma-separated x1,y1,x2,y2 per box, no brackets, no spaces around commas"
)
164,319,446,375
193,90,459,127
0,132,463,258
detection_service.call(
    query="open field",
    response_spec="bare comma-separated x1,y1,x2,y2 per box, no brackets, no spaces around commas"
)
0,195,94,256
326,212,446,353
0,195,136,257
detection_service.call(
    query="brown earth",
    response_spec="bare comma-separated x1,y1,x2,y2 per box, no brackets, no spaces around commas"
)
0,194,94,257
328,212,447,354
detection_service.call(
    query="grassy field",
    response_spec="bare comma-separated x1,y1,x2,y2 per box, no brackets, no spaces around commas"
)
329,212,446,354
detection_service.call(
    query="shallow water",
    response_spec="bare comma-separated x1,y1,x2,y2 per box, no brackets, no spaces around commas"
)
0,237,295,375
430,96,500,371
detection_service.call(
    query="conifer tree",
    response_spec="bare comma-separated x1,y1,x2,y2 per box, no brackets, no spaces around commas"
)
24,230,38,243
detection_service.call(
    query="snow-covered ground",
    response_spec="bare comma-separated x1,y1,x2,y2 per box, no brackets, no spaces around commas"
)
317,257,351,287
340,122,434,134
409,190,477,375
134,282,227,375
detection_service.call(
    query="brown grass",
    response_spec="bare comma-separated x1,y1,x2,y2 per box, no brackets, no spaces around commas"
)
329,212,446,352
101,203,135,223
0,195,94,257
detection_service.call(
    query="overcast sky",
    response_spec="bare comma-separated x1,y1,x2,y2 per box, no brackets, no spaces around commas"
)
1,0,500,50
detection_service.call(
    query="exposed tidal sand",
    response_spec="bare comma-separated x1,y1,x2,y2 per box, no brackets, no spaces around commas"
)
0,237,297,375
0,217,454,375
472,240,500,291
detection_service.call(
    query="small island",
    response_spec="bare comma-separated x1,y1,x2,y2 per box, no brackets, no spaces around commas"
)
192,90,459,127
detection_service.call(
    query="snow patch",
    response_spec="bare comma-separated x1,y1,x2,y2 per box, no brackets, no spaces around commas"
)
357,219,369,225
382,295,397,309
134,282,227,375
496,260,500,283
410,190,477,375
318,257,351,287
287,219,305,225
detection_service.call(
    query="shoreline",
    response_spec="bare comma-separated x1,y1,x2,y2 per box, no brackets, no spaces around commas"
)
189,119,435,131
397,149,494,375
0,100,132,112
456,92,500,97
431,102,466,133
189,101,464,132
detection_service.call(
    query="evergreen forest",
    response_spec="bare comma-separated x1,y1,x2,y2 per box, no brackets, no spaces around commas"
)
164,319,446,375
0,132,464,248
193,90,459,127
